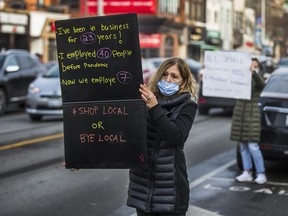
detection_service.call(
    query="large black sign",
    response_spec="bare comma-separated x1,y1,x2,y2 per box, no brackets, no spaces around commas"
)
55,13,146,168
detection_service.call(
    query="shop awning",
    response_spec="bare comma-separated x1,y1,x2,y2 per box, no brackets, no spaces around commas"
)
189,41,220,50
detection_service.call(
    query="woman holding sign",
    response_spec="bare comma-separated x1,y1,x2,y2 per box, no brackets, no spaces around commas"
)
127,57,198,216
231,58,267,184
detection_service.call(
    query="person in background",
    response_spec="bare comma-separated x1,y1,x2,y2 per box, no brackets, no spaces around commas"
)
35,53,43,63
230,57,267,184
127,57,198,216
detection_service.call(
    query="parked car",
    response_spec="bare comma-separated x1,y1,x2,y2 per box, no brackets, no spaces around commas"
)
43,61,57,70
258,67,288,160
277,57,288,68
197,68,236,115
0,49,46,114
26,63,63,121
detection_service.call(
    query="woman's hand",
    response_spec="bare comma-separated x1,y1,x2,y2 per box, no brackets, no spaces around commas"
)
250,61,259,73
139,84,157,109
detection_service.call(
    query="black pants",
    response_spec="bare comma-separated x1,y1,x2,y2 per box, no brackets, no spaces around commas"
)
136,209,186,216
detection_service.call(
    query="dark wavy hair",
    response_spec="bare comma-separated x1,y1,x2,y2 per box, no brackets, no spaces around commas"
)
251,57,264,76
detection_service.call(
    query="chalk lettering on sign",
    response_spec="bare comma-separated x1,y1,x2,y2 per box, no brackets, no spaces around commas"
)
91,76,116,86
118,31,122,44
102,106,128,115
90,25,96,31
61,62,81,72
73,26,85,33
80,133,95,143
139,153,144,163
98,134,127,143
97,48,112,59
61,79,76,85
96,33,117,44
83,62,108,68
112,49,133,58
58,52,64,60
68,36,77,43
100,23,130,31
79,133,127,143
56,27,70,35
80,32,96,44
78,106,99,115
72,108,77,116
91,121,104,130
78,78,89,84
66,50,97,60
116,71,132,84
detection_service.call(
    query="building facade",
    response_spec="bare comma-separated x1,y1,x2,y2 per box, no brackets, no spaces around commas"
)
0,0,286,62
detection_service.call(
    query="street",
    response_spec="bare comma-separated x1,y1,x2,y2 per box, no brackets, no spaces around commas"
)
0,109,287,216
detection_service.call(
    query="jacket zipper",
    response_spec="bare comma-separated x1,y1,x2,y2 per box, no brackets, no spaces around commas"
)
147,135,161,212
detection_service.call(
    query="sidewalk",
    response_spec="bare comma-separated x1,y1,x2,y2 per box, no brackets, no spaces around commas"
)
188,205,222,216
129,205,222,216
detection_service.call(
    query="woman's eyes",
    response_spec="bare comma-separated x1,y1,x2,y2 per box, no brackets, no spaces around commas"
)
162,73,178,79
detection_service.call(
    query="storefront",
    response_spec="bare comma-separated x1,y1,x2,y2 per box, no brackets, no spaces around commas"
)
80,0,185,58
187,26,220,62
0,10,30,51
137,16,184,58
29,11,70,63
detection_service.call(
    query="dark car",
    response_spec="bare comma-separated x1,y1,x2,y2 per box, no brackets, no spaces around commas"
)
197,68,236,115
277,57,288,68
0,49,46,114
258,67,288,160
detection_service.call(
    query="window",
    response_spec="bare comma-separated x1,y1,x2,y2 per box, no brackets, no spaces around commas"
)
235,12,243,31
159,0,179,15
0,55,5,69
6,56,18,67
60,0,79,10
264,75,288,94
17,55,35,69
164,36,174,57
188,0,204,22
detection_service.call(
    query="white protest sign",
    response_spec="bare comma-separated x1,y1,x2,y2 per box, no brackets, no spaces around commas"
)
203,51,252,100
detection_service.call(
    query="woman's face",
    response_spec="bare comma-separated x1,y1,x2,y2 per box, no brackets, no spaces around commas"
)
251,60,260,72
161,64,183,84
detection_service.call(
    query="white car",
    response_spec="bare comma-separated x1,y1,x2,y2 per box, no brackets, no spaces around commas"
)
26,63,63,121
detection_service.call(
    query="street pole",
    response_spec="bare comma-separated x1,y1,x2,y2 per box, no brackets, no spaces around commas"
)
98,0,104,16
261,0,266,46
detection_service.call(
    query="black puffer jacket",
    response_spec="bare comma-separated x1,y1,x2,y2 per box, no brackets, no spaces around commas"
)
230,71,265,143
127,93,197,214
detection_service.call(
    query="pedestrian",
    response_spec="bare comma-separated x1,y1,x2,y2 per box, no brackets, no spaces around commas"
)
127,57,198,216
230,57,267,184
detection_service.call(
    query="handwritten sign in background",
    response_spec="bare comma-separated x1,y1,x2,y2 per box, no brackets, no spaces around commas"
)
55,13,147,168
203,51,252,100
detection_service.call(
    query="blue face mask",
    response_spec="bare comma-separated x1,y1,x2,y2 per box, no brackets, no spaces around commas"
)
157,80,180,96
